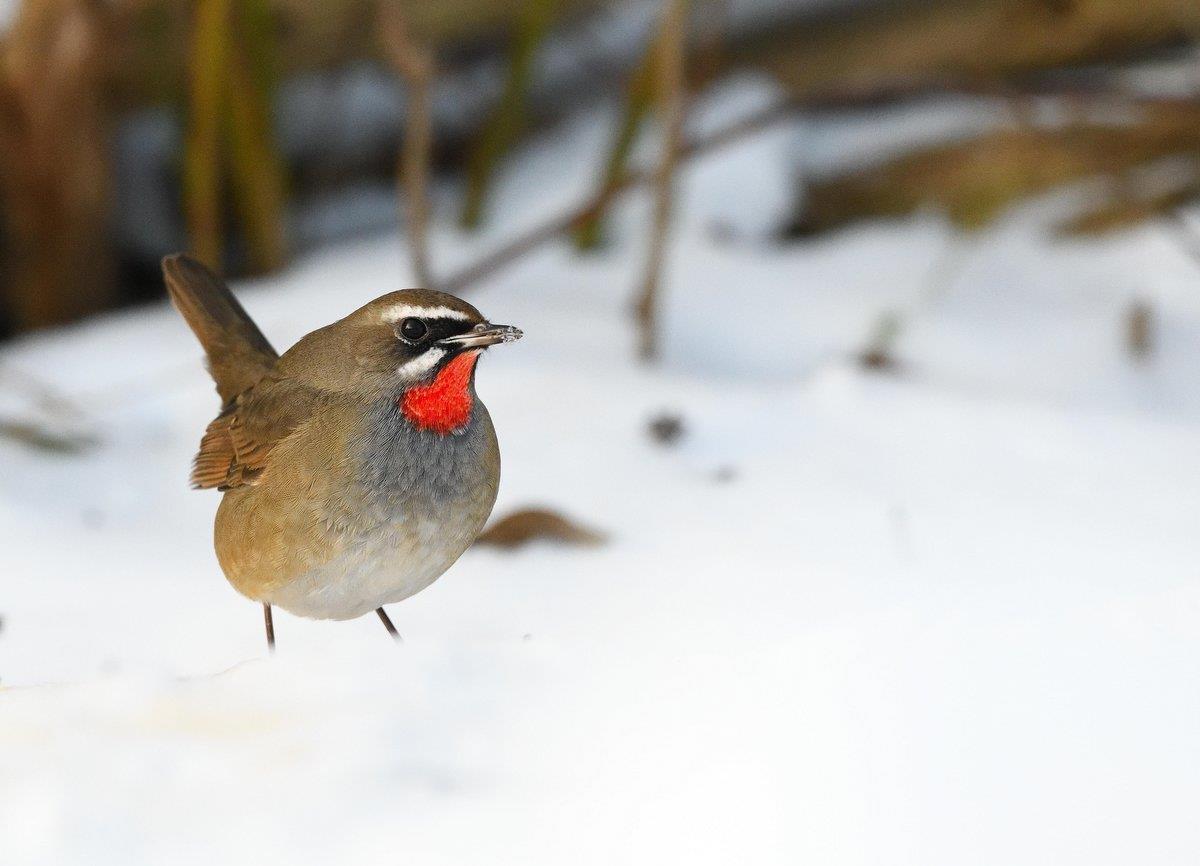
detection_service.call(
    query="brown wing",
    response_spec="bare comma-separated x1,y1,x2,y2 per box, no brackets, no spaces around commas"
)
191,378,325,490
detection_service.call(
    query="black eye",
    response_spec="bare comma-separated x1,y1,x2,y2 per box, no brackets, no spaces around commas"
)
399,318,428,342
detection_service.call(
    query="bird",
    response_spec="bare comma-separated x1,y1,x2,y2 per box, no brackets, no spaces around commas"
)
162,254,522,650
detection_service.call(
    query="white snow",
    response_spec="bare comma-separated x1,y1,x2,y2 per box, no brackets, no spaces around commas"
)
3,77,1200,865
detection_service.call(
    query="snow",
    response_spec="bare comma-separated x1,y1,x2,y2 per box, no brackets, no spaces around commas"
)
3,76,1200,864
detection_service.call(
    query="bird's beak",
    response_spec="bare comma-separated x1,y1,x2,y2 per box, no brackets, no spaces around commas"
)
439,323,523,349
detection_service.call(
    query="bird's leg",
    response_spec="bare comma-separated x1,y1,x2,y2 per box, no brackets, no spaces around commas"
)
263,603,276,653
376,607,402,643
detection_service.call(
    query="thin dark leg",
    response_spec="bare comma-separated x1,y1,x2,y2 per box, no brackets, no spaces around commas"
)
376,607,402,643
263,603,276,653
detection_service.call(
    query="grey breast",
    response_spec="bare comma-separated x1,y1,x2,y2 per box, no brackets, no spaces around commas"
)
354,397,500,519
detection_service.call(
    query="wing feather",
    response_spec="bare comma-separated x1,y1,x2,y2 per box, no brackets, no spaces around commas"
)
190,379,324,490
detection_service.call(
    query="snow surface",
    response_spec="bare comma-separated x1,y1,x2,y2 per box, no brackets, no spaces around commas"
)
3,77,1200,865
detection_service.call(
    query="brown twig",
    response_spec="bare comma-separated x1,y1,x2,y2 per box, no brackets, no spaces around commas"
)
0,419,98,455
439,95,801,296
690,0,731,92
379,3,437,290
573,0,728,253
634,0,688,362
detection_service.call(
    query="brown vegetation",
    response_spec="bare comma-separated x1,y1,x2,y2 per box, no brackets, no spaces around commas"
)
5,0,1200,338
184,0,287,273
0,0,116,331
734,0,1200,104
787,104,1200,236
634,0,688,362
110,0,602,109
475,507,607,550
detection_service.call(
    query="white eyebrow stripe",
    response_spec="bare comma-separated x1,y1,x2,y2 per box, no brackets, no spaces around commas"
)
396,347,446,380
381,305,469,323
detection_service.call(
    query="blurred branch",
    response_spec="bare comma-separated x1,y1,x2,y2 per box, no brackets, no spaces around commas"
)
184,0,287,273
786,104,1200,237
634,0,688,362
379,2,437,290
225,32,288,273
1058,175,1200,236
460,0,561,229
571,32,658,251
183,0,230,270
689,0,730,86
37,0,1199,121
573,0,728,252
231,0,287,273
239,0,280,95
440,95,802,295
0,419,97,455
105,0,604,109
730,0,1200,107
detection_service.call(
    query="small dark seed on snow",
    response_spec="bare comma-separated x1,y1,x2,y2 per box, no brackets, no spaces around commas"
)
648,413,685,446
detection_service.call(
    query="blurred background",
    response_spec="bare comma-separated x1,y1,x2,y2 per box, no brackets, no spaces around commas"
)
3,1,1200,863
5,0,1200,337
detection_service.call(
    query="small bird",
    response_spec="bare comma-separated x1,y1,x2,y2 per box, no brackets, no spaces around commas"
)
162,254,522,649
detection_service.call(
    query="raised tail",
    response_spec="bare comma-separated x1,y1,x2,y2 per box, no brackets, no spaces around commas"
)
162,254,279,403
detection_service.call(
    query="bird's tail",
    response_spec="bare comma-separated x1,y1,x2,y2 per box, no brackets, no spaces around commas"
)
161,254,279,403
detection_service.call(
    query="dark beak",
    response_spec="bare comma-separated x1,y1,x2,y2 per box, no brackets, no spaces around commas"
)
439,323,523,349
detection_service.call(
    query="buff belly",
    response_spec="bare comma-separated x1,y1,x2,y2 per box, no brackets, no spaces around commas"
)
264,513,478,620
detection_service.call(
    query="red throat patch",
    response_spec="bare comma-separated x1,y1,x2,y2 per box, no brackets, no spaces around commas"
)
399,350,480,434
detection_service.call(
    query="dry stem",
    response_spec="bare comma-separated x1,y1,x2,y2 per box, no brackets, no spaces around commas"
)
379,2,437,289
633,0,688,362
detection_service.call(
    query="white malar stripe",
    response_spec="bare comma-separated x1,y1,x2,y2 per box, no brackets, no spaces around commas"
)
381,304,469,323
396,348,446,380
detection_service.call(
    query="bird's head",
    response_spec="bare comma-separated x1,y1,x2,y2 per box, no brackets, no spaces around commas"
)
277,289,521,433
375,290,522,385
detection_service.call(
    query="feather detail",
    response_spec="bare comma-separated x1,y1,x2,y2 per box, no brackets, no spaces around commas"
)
190,385,315,489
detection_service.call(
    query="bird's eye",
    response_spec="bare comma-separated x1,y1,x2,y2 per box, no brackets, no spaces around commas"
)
399,318,428,342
